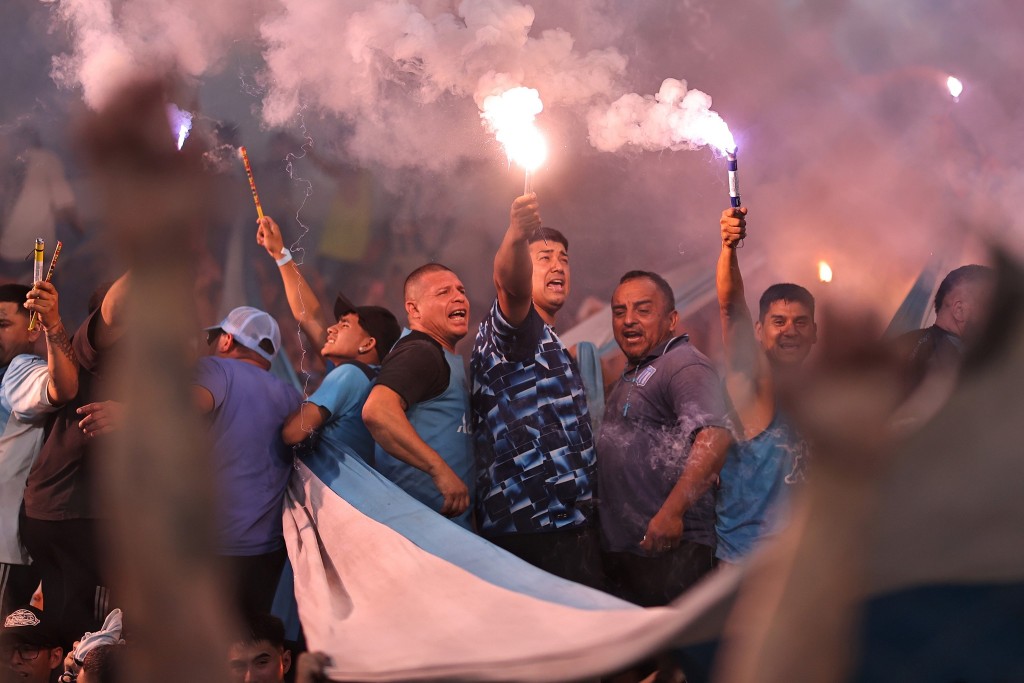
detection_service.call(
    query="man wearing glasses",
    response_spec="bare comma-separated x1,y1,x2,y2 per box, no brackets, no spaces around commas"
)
0,605,63,682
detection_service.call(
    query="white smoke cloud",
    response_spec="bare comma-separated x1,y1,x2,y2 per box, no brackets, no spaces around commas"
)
258,0,628,169
45,0,271,109
587,77,735,154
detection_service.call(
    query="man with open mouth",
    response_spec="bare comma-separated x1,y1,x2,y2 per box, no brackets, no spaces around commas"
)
469,193,603,589
362,263,475,529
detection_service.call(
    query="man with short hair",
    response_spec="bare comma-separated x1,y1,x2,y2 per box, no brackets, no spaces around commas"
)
599,271,733,605
896,264,995,384
716,207,816,563
470,194,601,585
228,614,292,683
0,605,64,683
257,215,401,463
77,644,124,683
195,306,302,617
362,264,474,528
1,281,79,616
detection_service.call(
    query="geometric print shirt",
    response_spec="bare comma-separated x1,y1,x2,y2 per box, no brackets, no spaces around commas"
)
470,300,597,537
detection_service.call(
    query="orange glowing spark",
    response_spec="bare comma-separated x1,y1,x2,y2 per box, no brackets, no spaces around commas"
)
946,76,963,100
818,260,833,283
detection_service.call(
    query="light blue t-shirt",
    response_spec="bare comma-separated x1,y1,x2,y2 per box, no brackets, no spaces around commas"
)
305,362,376,465
374,330,474,530
715,412,808,562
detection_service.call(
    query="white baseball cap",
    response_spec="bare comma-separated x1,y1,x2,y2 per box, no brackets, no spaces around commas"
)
205,306,281,362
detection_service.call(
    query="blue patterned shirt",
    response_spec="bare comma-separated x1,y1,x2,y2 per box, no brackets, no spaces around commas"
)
470,300,596,536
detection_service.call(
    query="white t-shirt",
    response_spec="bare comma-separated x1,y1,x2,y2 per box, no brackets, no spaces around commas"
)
0,354,55,564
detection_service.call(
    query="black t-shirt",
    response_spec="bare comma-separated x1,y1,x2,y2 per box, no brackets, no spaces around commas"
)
24,309,109,520
374,331,449,408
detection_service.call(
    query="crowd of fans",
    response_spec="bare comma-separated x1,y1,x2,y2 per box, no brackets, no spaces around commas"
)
0,122,996,682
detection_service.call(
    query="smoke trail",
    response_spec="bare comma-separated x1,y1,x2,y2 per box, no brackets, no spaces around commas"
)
258,0,627,169
587,78,734,154
45,0,271,109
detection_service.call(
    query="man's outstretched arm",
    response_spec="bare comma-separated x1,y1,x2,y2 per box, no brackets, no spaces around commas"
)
257,215,331,352
493,194,542,326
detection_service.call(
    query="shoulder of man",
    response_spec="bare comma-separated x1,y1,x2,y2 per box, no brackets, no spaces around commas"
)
476,298,545,359
385,331,444,363
658,336,716,370
2,354,52,420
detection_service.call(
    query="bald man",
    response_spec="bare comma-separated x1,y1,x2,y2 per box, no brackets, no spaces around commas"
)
362,264,474,528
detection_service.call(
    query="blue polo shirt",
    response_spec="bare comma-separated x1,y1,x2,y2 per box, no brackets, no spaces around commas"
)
598,336,730,554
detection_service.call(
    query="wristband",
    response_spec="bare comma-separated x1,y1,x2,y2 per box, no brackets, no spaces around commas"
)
275,248,293,267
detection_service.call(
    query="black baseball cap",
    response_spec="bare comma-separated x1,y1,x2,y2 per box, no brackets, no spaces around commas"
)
334,293,401,361
1,606,60,648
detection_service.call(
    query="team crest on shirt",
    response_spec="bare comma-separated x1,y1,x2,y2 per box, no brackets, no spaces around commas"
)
635,366,657,387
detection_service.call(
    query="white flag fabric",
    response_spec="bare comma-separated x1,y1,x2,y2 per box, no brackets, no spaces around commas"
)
283,448,739,682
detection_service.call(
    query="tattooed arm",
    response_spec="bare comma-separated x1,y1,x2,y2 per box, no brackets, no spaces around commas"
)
25,280,79,404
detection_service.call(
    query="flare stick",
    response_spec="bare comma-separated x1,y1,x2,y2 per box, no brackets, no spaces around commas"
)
727,149,741,208
239,146,265,219
27,240,62,331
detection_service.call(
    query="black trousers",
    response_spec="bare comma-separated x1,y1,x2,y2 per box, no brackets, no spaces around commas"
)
223,547,288,620
19,515,108,649
489,525,608,592
0,562,40,617
603,541,716,607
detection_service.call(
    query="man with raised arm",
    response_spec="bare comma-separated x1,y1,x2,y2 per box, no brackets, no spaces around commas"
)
0,282,78,615
599,271,733,605
469,193,601,586
715,207,816,564
361,264,474,528
21,273,130,648
257,215,400,464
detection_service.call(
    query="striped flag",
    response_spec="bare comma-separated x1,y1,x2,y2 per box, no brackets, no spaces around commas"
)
283,446,739,681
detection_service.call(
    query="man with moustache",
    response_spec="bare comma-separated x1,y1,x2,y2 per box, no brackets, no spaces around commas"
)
716,207,816,564
469,193,602,586
362,264,474,528
599,271,733,605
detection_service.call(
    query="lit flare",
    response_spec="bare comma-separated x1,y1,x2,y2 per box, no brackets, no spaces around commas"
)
481,87,548,177
818,261,833,284
166,104,193,151
946,76,963,100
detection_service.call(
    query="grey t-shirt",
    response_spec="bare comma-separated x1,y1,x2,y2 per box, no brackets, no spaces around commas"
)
598,336,730,553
